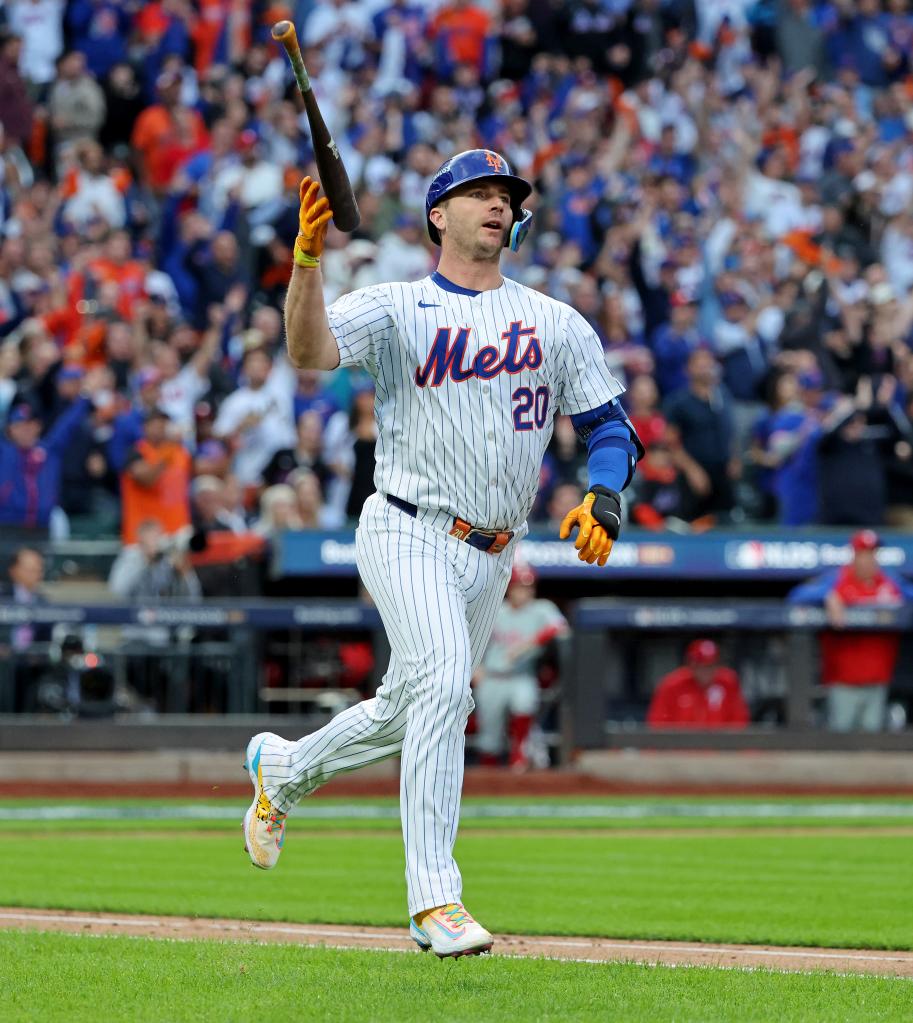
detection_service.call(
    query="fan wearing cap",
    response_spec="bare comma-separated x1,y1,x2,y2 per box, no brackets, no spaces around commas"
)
651,290,703,398
0,368,106,530
474,562,569,770
789,530,910,732
646,639,750,728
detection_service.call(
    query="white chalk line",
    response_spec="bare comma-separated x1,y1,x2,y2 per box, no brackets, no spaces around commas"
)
3,801,913,822
2,911,911,967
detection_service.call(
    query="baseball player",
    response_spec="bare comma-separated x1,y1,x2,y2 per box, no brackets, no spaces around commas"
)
243,149,642,957
474,561,569,769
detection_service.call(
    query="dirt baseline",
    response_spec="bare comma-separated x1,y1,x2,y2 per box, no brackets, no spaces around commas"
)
3,908,911,978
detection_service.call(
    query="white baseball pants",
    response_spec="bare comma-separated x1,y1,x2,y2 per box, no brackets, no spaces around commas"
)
259,493,518,915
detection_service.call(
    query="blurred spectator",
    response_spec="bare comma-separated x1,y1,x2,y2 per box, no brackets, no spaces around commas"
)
98,63,144,152
292,369,339,425
474,562,568,770
647,639,750,728
253,483,303,538
290,466,340,529
51,363,120,535
263,409,333,490
120,408,192,544
2,545,46,617
429,0,491,78
749,370,820,526
788,530,912,732
652,291,704,398
0,28,34,148
48,51,106,155
546,481,584,529
62,140,125,230
539,414,587,509
0,369,102,531
66,0,131,80
213,344,296,486
376,211,434,281
324,381,377,522
663,348,739,522
1,545,49,711
108,518,201,599
130,70,208,193
9,0,65,92
817,387,889,527
190,474,246,534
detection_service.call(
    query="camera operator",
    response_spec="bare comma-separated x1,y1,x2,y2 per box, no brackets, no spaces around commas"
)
108,519,201,600
27,633,126,719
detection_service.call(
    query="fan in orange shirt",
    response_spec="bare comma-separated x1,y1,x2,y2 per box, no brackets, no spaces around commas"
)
430,0,490,73
120,407,193,544
131,72,208,192
87,230,148,322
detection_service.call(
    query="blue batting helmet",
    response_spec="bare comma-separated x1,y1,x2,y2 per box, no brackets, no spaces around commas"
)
425,149,533,251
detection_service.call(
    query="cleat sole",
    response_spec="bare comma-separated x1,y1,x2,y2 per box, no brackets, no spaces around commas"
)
434,943,493,959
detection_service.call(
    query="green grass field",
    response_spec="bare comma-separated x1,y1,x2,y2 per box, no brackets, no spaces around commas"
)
4,796,913,1021
3,931,912,1023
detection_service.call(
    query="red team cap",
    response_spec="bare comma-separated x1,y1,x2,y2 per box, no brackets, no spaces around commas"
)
851,529,879,551
510,563,536,588
685,639,719,666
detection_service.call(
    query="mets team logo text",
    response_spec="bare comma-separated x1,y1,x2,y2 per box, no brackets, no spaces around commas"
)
414,321,542,388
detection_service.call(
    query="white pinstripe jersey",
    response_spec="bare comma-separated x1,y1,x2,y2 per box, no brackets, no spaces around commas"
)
328,273,624,530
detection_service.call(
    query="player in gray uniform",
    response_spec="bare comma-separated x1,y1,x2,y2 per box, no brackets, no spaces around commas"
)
474,561,569,770
242,149,642,957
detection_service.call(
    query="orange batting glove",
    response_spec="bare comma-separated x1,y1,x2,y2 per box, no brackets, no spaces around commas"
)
294,176,333,268
558,486,622,567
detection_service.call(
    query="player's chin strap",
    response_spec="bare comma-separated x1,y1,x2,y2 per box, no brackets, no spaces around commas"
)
508,208,533,252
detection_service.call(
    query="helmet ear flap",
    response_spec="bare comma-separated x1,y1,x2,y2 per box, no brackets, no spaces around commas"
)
508,208,533,252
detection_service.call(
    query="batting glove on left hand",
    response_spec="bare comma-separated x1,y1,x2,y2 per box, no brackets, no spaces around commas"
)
294,176,334,268
558,485,621,567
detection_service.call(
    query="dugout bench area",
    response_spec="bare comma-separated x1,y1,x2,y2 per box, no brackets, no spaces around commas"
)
1,597,912,758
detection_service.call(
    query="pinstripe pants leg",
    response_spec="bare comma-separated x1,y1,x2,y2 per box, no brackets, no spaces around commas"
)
259,494,514,916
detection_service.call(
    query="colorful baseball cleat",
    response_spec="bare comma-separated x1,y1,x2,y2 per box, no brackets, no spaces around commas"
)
409,904,493,958
242,732,287,870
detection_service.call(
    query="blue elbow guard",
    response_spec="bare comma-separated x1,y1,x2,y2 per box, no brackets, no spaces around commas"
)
572,400,644,492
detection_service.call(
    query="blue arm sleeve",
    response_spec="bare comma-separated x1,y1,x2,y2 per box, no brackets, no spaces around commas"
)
570,400,644,493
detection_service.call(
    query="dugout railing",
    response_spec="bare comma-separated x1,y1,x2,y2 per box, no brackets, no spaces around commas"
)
1,598,912,757
564,599,913,759
0,599,387,722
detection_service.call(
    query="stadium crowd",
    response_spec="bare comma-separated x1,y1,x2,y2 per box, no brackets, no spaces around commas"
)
2,0,913,547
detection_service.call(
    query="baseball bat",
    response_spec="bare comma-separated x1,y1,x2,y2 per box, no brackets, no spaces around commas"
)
271,20,361,233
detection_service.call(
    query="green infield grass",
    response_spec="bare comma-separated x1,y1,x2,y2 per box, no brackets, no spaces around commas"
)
3,821,912,949
2,931,911,1023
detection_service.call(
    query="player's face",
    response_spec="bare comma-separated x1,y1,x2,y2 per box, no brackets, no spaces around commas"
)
507,582,534,607
853,549,878,582
436,182,512,261
692,665,715,687
8,418,41,449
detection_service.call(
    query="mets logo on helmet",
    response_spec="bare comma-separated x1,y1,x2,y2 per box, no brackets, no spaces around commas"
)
484,151,503,171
